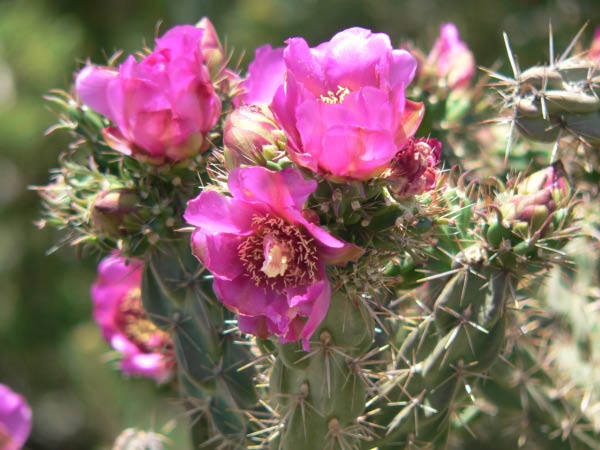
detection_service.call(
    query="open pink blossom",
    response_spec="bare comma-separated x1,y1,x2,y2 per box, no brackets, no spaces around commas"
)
0,384,31,450
427,23,475,88
184,166,363,350
387,137,441,197
270,27,423,181
239,44,286,105
91,254,174,382
75,25,222,163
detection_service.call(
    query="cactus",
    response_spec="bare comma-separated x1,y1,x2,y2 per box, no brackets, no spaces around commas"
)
491,25,600,162
34,19,600,450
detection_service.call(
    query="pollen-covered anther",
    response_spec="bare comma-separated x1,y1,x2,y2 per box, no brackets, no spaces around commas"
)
238,215,319,291
319,85,350,104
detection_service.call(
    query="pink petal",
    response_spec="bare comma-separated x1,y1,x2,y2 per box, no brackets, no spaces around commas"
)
322,27,392,90
75,65,119,120
241,45,286,105
213,276,288,319
121,352,172,383
283,37,327,96
227,167,317,215
300,278,331,351
0,384,31,449
237,315,270,339
184,190,258,235
190,229,245,280
320,124,396,179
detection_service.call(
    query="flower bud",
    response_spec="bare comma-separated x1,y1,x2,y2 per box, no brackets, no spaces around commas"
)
223,104,286,169
499,162,571,236
91,189,140,236
196,17,225,79
387,137,441,198
426,23,475,89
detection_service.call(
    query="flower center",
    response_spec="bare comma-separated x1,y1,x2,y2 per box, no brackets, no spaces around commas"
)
116,289,172,353
319,85,350,104
239,215,319,291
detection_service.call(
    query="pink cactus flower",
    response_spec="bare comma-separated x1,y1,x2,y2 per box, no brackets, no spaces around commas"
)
91,254,174,382
239,44,286,105
0,384,31,450
387,137,441,197
427,23,475,88
184,166,363,350
270,27,424,181
75,25,222,163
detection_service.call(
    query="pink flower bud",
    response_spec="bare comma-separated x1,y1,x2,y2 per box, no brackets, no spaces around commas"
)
196,17,225,78
427,23,475,88
500,163,571,235
0,384,31,450
223,104,286,169
75,25,221,163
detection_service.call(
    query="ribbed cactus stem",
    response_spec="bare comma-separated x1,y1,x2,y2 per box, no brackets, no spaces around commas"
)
140,241,260,448
267,291,375,449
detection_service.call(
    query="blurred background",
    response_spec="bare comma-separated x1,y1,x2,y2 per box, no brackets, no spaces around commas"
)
0,0,599,448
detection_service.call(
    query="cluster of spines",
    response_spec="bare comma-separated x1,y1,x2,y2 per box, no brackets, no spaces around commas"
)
487,24,600,163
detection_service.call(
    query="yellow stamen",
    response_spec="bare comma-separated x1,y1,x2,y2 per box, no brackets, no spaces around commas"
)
319,85,350,104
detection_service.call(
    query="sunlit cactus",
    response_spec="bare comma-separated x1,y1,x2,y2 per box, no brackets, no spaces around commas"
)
33,16,600,450
490,24,600,162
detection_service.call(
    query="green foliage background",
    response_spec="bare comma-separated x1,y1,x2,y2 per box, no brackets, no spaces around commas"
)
0,0,598,448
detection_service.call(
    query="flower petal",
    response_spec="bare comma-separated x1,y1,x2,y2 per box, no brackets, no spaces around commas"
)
300,277,331,351
241,44,286,105
75,65,119,120
184,190,257,235
190,229,245,280
228,166,317,215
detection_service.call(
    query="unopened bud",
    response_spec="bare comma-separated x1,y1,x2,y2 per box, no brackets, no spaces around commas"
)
91,189,140,236
223,105,285,169
497,162,571,237
196,17,225,79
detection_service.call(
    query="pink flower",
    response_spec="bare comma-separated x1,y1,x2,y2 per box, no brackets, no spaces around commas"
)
239,44,286,105
427,23,475,88
75,25,222,163
387,137,441,197
91,254,174,382
0,384,31,450
184,167,363,350
270,27,424,181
